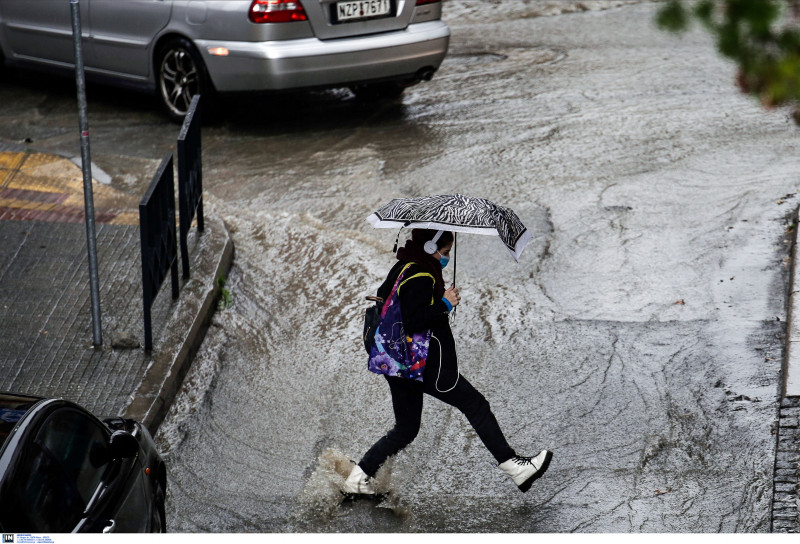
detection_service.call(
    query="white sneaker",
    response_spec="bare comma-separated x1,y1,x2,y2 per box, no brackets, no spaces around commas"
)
498,450,553,492
342,463,377,495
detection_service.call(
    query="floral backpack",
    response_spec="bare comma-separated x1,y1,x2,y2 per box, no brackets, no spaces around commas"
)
365,263,431,381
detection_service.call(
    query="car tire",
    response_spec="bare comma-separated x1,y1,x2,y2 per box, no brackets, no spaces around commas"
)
156,37,214,123
154,482,167,533
350,82,406,101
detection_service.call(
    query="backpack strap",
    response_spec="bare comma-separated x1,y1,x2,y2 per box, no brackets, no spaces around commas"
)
381,262,416,315
398,263,435,305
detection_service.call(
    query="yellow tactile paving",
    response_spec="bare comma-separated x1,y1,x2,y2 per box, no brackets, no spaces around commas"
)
0,152,27,189
0,151,139,225
0,197,64,211
0,152,26,170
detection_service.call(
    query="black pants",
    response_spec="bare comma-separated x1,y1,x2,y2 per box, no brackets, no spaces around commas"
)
359,363,517,477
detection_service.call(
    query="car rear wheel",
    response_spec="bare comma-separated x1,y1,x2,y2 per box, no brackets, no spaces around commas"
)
156,37,213,122
153,482,166,533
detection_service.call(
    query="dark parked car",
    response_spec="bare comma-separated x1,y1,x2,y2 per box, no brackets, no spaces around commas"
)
0,392,166,533
0,0,450,120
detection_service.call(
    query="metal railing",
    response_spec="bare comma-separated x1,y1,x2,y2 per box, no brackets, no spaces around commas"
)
177,95,204,279
139,152,179,352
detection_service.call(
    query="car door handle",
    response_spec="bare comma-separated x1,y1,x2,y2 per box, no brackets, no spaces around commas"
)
102,519,116,534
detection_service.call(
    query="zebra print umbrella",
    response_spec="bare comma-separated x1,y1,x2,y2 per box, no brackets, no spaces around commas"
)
367,194,531,261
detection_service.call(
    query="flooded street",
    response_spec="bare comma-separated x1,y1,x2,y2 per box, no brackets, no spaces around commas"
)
154,1,800,531
2,0,800,532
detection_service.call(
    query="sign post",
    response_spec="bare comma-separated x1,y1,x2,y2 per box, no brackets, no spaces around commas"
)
70,0,102,347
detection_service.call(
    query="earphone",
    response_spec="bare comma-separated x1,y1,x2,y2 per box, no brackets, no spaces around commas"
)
424,230,444,254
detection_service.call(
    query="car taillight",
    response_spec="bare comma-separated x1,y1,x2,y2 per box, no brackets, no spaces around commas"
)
249,0,307,23
416,0,441,4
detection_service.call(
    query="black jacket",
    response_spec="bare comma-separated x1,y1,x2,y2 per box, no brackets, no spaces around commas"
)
377,260,458,377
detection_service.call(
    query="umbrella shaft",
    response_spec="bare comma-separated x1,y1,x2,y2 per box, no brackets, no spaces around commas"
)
453,232,457,286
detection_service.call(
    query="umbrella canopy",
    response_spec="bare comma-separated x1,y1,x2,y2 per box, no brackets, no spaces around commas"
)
367,194,531,261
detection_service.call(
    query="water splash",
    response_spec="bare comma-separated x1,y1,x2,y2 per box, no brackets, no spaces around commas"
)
295,447,409,524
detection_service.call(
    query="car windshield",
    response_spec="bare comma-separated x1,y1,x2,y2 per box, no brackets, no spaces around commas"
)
0,393,40,451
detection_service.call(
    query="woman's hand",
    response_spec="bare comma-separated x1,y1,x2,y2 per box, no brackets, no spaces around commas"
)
444,284,461,308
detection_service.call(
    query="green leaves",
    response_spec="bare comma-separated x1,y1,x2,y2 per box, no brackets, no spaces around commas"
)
656,0,689,32
216,274,234,310
656,0,800,121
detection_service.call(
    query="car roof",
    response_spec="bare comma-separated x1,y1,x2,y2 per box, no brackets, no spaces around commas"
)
0,392,46,451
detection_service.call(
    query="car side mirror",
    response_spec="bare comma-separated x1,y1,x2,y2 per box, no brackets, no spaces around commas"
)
108,430,138,459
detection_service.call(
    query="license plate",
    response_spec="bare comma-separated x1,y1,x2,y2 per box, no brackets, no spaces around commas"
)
336,0,391,22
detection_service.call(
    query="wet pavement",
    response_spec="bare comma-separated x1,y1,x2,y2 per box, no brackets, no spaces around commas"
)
0,149,232,431
1,0,800,533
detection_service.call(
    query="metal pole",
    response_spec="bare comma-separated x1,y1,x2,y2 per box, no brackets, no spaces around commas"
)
71,0,102,347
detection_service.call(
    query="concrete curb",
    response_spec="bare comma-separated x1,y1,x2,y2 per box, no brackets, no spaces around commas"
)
124,213,234,435
771,204,800,532
785,205,800,397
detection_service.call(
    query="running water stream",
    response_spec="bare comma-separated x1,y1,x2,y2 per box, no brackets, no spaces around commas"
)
149,1,800,532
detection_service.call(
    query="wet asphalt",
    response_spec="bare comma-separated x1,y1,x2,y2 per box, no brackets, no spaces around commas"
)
2,0,800,532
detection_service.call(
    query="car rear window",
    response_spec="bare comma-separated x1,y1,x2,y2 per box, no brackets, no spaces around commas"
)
0,393,40,451
3,408,111,532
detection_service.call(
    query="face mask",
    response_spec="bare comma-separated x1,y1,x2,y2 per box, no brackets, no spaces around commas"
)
439,256,450,269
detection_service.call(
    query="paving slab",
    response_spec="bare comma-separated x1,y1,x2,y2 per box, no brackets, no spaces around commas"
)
0,150,233,433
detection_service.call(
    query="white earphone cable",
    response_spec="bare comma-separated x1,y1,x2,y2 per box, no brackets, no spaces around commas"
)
431,334,459,393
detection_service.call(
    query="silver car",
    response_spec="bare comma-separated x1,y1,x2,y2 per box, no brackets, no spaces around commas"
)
0,0,449,120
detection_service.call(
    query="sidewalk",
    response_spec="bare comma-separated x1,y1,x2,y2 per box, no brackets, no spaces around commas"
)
773,205,800,532
0,150,233,434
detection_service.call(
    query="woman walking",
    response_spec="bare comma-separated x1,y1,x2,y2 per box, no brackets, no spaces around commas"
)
345,228,552,495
